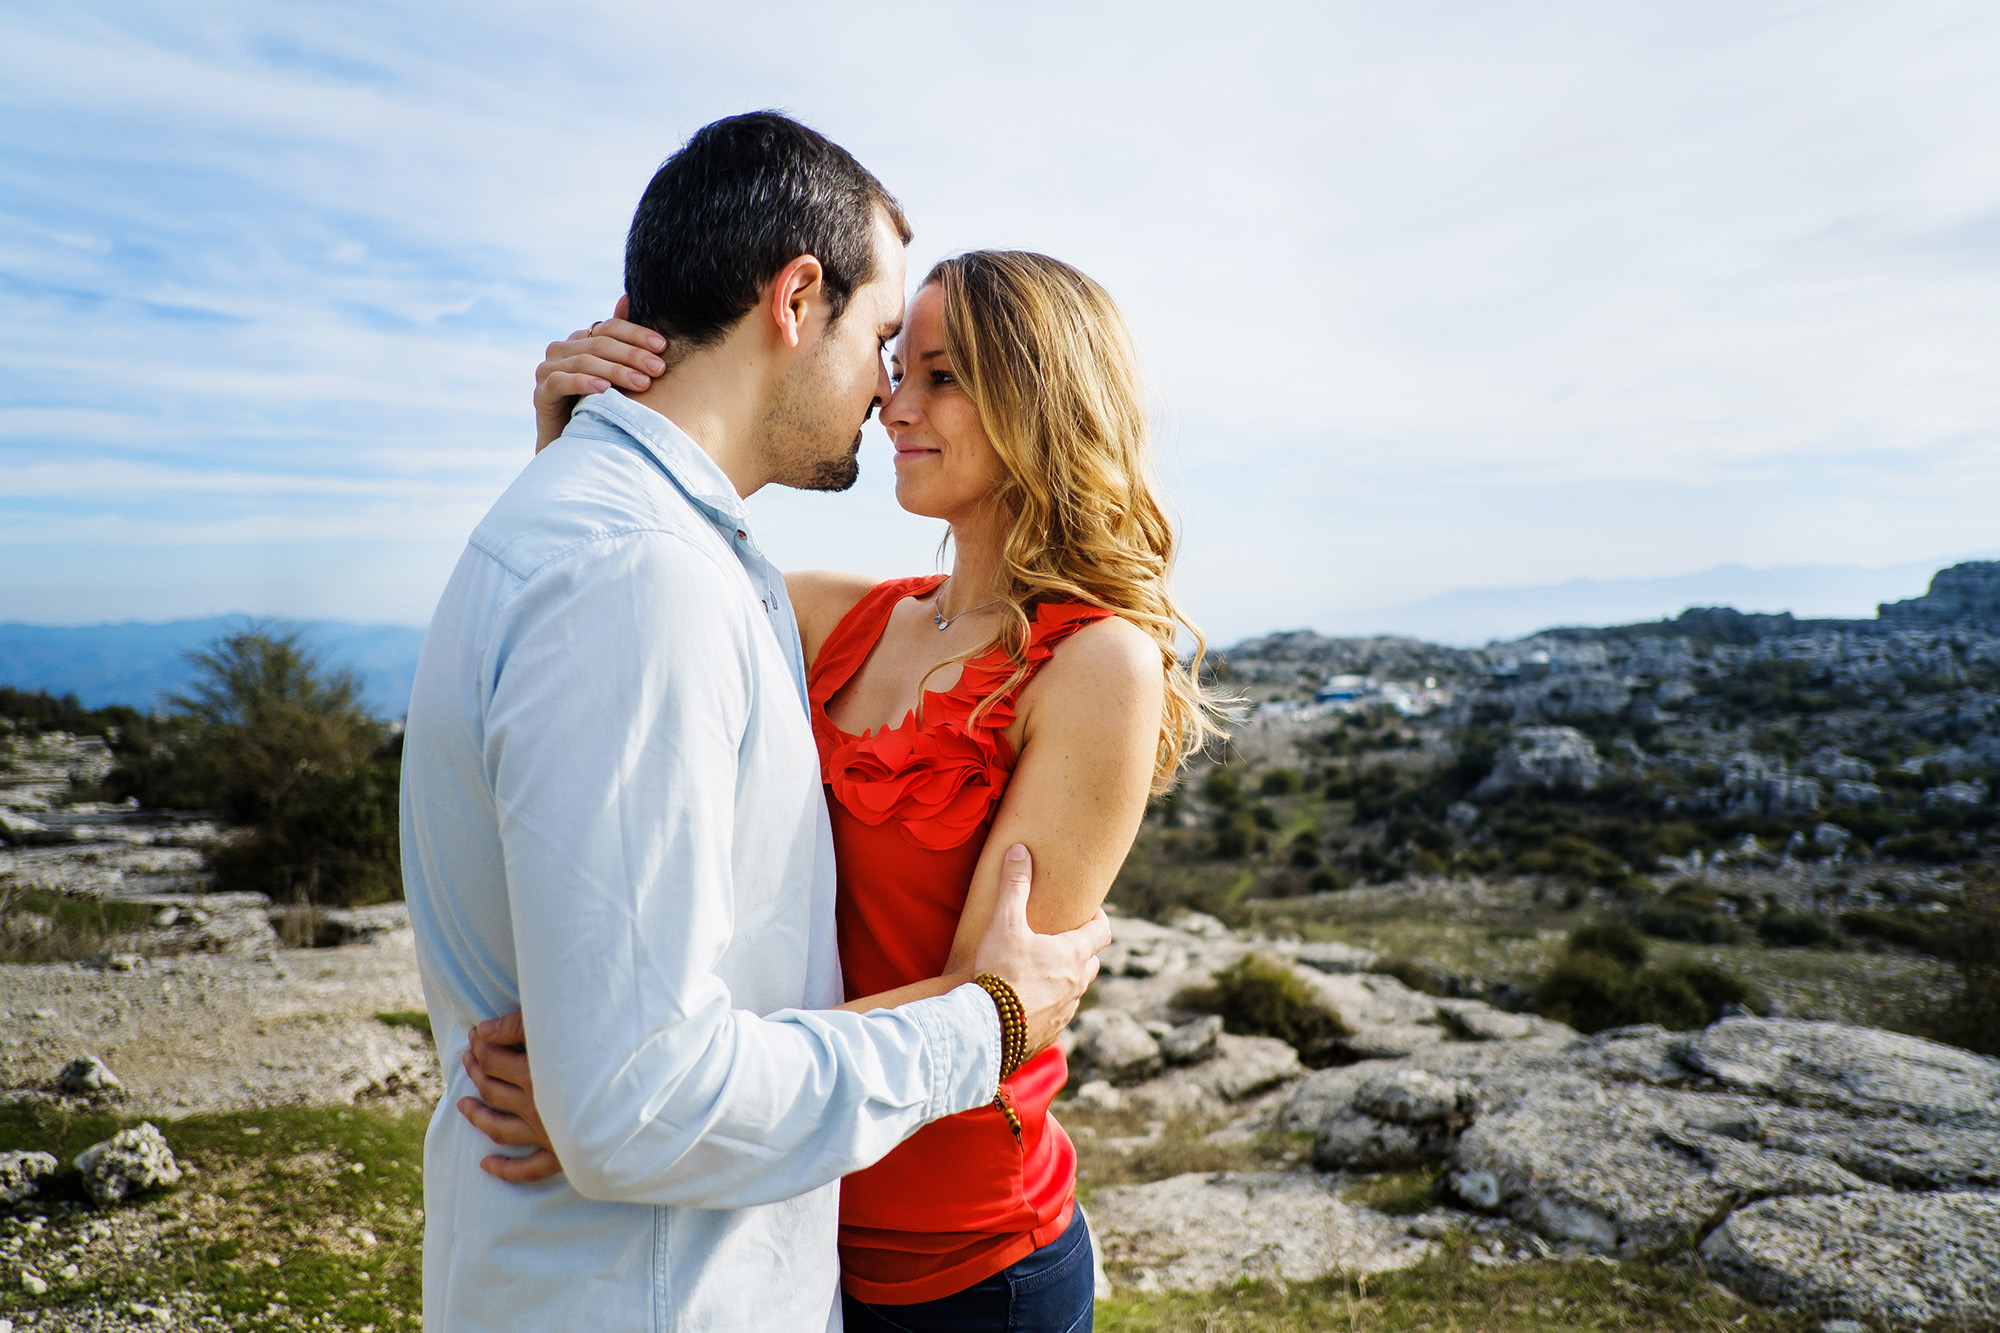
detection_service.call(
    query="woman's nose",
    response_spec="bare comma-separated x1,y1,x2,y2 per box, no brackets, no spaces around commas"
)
881,380,916,429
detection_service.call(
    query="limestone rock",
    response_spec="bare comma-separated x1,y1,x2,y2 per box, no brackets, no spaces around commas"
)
58,1053,124,1097
1127,1035,1304,1119
1668,1018,2000,1125
74,1122,183,1206
1700,1190,2000,1328
1435,998,1572,1043
1292,940,1377,974
1157,1015,1222,1066
1354,1068,1473,1125
0,1150,57,1204
1091,1170,1432,1292
1339,1023,1446,1060
1472,726,1604,800
1296,968,1441,1028
1312,1114,1441,1171
1070,1009,1163,1084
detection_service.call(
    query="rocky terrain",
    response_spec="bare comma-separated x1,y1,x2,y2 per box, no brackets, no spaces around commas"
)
3,568,1997,1329
1204,562,2000,893
1061,912,2000,1328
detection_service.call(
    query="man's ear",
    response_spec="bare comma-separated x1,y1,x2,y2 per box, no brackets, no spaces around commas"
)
767,254,825,349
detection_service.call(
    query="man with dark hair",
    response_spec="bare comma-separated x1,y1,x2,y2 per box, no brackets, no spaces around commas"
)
400,112,1105,1330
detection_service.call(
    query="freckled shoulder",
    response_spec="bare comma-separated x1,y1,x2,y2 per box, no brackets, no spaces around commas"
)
1021,612,1165,723
784,569,885,668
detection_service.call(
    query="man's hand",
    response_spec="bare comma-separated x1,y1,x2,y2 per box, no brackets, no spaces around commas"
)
458,1011,564,1183
533,296,669,452
969,845,1112,1057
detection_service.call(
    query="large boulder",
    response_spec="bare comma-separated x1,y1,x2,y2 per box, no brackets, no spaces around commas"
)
1090,1171,1432,1292
1700,1190,2000,1328
1280,1017,2000,1326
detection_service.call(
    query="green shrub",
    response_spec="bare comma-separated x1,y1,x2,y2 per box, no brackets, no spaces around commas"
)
1534,924,1759,1034
1202,767,1242,806
1757,908,1834,949
1839,909,1939,952
1306,868,1350,893
1174,953,1351,1067
1535,950,1637,1033
1633,905,1733,944
1931,882,2000,1057
1878,829,1962,864
1259,767,1303,796
106,625,404,907
1566,922,1649,972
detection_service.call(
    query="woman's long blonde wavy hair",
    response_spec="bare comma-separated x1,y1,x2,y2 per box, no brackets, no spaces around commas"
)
928,250,1229,791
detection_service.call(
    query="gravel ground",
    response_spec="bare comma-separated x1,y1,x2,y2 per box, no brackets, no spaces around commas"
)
1,927,437,1116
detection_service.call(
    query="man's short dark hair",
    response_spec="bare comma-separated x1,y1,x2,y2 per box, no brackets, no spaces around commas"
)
625,111,912,352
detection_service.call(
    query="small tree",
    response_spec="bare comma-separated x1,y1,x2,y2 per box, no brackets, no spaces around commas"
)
172,625,401,907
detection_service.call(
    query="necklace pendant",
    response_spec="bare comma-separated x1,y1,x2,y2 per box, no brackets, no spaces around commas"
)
933,610,951,631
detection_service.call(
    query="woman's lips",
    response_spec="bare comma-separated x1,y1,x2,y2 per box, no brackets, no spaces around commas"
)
892,446,940,463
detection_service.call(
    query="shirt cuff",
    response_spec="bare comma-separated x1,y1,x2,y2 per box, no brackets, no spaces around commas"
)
905,982,1004,1119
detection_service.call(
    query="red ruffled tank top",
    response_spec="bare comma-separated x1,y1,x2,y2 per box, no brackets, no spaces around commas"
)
810,575,1114,1305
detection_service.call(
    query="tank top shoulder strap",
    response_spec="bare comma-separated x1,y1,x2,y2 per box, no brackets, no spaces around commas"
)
1026,601,1118,655
951,601,1120,715
808,575,948,707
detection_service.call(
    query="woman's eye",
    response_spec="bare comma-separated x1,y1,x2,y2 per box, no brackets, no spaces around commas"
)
931,370,955,387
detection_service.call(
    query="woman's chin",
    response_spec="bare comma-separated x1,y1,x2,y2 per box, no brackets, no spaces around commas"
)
892,480,952,521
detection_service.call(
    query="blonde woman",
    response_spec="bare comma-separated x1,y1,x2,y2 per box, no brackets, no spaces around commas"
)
465,251,1224,1332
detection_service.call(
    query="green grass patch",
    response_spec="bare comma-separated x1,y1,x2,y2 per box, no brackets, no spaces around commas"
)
375,1010,433,1038
0,887,160,962
1062,1100,1311,1195
1339,1168,1441,1217
1096,1241,1819,1331
0,1098,426,1331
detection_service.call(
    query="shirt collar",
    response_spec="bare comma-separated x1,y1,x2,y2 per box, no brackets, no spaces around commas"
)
570,390,749,531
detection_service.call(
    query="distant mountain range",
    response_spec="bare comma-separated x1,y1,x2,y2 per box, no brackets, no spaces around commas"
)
0,618,427,718
6,557,1995,718
1316,555,2000,646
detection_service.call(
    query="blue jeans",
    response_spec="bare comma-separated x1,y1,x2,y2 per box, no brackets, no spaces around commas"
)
840,1208,1095,1333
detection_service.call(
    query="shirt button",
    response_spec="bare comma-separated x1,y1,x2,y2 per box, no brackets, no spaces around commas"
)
736,530,747,539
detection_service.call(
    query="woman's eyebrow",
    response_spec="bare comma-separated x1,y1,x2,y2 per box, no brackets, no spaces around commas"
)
920,349,948,361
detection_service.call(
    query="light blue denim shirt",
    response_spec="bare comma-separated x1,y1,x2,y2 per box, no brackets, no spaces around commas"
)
400,390,1002,1332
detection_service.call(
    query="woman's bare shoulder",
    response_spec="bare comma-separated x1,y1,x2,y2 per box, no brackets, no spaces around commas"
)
1028,613,1164,715
785,570,886,663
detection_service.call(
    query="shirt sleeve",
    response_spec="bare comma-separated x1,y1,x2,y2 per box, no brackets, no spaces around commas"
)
483,530,1000,1209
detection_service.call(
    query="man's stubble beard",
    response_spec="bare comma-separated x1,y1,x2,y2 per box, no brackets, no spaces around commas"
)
760,337,865,494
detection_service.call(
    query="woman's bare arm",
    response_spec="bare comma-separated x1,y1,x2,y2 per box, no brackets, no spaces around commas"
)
943,615,1164,971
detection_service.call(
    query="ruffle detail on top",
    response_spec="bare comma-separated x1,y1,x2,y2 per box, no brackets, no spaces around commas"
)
812,585,1116,853
824,721,1001,852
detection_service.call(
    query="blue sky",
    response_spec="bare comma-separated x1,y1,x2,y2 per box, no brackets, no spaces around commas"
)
3,2,1998,644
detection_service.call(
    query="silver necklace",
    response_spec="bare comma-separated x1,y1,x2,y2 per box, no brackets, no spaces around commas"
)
931,581,1002,631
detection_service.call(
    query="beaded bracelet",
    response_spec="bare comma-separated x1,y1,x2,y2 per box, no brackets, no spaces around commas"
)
973,972,1028,1081
973,973,1029,1142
